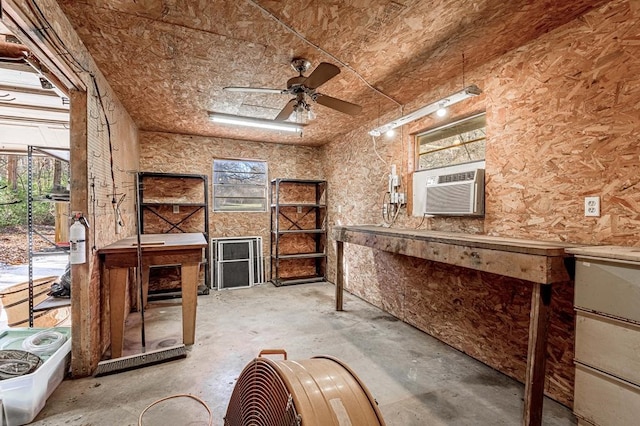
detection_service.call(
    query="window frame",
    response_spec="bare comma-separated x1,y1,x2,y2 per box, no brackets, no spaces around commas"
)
415,112,486,172
212,158,268,213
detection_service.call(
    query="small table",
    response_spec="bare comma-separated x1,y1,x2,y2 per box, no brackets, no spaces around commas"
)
99,233,207,358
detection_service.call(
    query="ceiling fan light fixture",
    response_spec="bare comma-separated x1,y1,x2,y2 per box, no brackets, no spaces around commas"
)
209,112,303,133
307,108,316,121
368,84,481,137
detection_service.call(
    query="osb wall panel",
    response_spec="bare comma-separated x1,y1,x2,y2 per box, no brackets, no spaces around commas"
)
398,255,574,406
482,0,640,245
6,0,139,376
85,65,138,369
141,207,206,234
274,183,325,204
274,207,320,231
273,234,324,256
140,177,205,204
139,131,324,278
321,1,640,407
277,258,320,279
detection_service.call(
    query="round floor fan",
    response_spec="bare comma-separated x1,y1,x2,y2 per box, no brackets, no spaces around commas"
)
224,349,386,426
224,58,362,121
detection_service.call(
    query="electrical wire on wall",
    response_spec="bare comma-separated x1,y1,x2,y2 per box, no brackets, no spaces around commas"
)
27,0,126,236
373,112,409,228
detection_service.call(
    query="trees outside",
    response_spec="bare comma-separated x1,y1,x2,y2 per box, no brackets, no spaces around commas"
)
0,154,70,227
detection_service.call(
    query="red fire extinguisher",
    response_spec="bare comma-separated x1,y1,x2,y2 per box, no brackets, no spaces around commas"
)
69,213,87,264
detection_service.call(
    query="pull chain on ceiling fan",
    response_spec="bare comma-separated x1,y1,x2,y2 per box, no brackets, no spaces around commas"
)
224,58,362,122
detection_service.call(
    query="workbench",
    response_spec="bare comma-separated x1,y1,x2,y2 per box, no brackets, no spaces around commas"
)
333,225,576,426
99,233,207,358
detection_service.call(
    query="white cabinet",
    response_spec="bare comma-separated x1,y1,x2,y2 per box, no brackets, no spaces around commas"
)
568,246,640,426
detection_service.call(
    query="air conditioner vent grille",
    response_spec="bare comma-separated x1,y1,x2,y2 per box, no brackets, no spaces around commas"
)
426,184,473,214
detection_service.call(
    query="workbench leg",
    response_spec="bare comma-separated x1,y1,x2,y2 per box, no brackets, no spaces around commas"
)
523,283,552,426
336,240,344,311
181,263,199,345
109,267,129,359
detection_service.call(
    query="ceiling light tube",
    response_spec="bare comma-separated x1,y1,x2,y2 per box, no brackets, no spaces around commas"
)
209,112,304,133
368,84,482,137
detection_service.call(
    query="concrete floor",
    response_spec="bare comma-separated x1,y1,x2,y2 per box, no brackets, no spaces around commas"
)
32,282,576,425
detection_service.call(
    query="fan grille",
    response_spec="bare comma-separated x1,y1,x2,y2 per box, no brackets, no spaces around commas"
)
225,358,299,426
224,353,386,426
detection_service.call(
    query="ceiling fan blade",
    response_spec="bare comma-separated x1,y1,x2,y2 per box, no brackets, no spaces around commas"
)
303,62,340,89
315,94,362,116
223,86,285,94
275,99,297,121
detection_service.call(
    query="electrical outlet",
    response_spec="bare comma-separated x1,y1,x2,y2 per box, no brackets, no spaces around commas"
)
584,196,600,217
297,206,302,214
173,205,180,213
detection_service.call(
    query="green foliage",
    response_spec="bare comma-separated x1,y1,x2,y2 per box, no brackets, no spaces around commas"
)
0,178,55,227
0,155,66,227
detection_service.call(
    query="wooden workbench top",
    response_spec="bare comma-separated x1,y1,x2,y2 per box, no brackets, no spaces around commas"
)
334,225,578,256
333,225,578,284
99,232,207,254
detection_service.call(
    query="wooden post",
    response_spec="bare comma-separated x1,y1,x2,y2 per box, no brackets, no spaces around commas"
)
69,89,93,377
523,283,552,426
336,240,344,311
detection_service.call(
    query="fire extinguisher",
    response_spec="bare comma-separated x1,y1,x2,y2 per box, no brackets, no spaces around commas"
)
69,214,87,264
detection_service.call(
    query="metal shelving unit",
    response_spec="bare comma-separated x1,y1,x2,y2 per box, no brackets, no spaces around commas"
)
137,172,211,291
270,178,327,286
27,146,71,327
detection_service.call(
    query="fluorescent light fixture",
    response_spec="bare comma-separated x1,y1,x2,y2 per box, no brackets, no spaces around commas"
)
368,84,482,137
209,112,304,133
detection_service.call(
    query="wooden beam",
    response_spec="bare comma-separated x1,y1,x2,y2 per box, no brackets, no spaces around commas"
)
69,89,92,377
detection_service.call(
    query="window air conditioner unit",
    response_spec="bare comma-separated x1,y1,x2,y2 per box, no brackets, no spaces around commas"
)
425,167,485,216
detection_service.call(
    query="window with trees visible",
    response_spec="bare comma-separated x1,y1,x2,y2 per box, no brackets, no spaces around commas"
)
212,159,267,212
417,113,486,170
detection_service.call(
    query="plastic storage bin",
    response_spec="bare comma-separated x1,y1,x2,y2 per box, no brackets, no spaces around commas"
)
0,327,71,426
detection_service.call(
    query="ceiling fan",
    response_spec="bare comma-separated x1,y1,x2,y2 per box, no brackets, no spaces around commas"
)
223,58,362,121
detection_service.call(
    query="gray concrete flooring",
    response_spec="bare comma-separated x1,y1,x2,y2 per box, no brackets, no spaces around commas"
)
32,282,576,425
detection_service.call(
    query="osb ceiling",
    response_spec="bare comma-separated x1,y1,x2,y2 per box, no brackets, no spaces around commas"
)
57,0,607,146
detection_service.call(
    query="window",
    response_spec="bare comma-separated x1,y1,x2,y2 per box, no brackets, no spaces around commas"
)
417,113,486,170
212,159,267,212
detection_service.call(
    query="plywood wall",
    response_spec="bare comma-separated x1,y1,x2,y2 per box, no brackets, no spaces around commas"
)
322,0,640,407
139,131,325,279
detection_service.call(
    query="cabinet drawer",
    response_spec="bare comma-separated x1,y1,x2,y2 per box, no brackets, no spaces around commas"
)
575,310,640,385
574,258,640,322
574,363,640,426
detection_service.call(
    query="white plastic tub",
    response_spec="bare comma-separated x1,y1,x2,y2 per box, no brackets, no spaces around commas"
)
0,327,71,426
